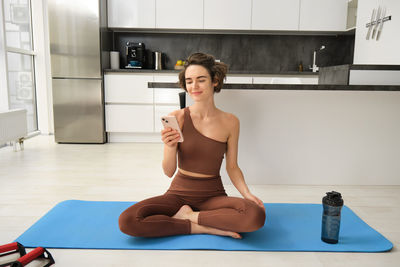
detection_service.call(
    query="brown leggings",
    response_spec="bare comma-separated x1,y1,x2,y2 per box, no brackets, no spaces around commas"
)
119,171,266,237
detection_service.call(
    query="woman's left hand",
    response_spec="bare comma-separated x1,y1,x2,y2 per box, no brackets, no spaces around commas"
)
244,192,265,210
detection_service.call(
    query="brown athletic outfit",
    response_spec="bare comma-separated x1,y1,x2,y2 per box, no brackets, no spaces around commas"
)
119,107,266,237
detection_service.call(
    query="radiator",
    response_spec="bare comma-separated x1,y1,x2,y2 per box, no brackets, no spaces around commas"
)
0,109,28,151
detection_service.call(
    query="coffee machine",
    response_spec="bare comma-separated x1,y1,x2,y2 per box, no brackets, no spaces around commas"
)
125,42,145,68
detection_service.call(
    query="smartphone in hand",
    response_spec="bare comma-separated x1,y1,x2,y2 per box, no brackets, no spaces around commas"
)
161,116,184,142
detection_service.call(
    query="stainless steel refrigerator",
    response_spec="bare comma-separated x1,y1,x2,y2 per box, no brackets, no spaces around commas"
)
48,0,110,143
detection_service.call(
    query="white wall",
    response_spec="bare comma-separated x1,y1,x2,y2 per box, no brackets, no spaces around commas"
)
354,0,400,64
210,89,400,185
0,2,9,111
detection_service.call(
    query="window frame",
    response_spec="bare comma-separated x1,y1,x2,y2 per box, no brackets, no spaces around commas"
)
1,0,39,133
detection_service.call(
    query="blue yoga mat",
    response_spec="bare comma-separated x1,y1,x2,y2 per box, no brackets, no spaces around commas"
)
15,200,392,252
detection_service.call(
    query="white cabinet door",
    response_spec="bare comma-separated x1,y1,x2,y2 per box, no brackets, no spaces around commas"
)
204,0,251,30
225,75,253,84
253,76,318,84
252,0,300,31
104,74,153,104
298,77,319,84
108,0,155,28
153,74,182,104
153,74,179,84
299,0,348,31
154,89,183,104
105,105,154,132
156,0,203,29
154,105,181,133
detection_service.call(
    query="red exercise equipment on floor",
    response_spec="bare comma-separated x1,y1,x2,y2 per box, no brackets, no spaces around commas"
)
0,242,26,267
0,243,54,267
11,247,54,267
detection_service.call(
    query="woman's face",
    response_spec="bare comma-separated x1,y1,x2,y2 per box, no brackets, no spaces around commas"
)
185,65,218,101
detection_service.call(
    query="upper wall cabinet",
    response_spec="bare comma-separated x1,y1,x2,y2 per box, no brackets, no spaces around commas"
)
108,0,155,28
108,0,349,32
299,0,348,31
156,0,203,29
204,0,251,30
252,0,300,31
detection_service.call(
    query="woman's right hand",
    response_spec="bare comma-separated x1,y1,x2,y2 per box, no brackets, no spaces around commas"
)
161,127,181,147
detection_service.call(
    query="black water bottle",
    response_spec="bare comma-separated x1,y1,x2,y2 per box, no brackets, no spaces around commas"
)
321,191,344,244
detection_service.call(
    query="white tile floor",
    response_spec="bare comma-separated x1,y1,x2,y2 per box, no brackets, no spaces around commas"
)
0,135,398,267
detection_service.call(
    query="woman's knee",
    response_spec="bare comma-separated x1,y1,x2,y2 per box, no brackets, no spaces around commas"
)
118,208,142,237
242,201,266,231
252,205,266,230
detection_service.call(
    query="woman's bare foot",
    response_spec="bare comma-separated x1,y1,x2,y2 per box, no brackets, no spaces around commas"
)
172,205,198,223
173,205,242,239
191,222,242,239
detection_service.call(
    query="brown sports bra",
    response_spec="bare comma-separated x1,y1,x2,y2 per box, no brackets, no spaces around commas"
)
178,107,227,175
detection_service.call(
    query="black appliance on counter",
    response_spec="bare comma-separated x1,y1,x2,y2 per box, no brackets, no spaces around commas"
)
125,42,145,68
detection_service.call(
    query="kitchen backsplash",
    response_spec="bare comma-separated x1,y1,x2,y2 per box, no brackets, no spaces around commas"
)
113,32,354,72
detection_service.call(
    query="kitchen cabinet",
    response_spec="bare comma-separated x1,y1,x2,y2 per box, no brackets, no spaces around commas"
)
225,75,253,84
104,74,153,103
105,105,154,132
252,0,300,31
154,89,182,104
253,76,318,84
153,75,182,132
105,73,182,140
349,70,400,86
108,0,348,32
156,0,203,29
153,75,181,104
346,0,357,30
204,0,251,30
105,73,154,135
299,0,348,31
107,0,155,28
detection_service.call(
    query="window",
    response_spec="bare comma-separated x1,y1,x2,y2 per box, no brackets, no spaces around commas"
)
2,0,37,133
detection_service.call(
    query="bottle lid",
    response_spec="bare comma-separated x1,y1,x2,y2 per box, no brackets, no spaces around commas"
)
323,191,344,206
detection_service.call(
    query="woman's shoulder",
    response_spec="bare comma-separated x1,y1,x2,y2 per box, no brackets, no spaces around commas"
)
219,110,239,129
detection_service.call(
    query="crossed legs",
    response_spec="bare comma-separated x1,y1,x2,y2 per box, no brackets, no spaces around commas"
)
119,194,266,238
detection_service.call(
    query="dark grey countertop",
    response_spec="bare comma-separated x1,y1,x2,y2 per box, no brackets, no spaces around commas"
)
320,64,400,71
104,69,318,75
148,82,400,91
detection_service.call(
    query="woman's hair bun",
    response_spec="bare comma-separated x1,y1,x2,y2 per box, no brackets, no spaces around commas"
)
179,52,228,93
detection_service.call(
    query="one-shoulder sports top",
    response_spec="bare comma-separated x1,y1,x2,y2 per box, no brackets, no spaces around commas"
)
177,107,227,175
